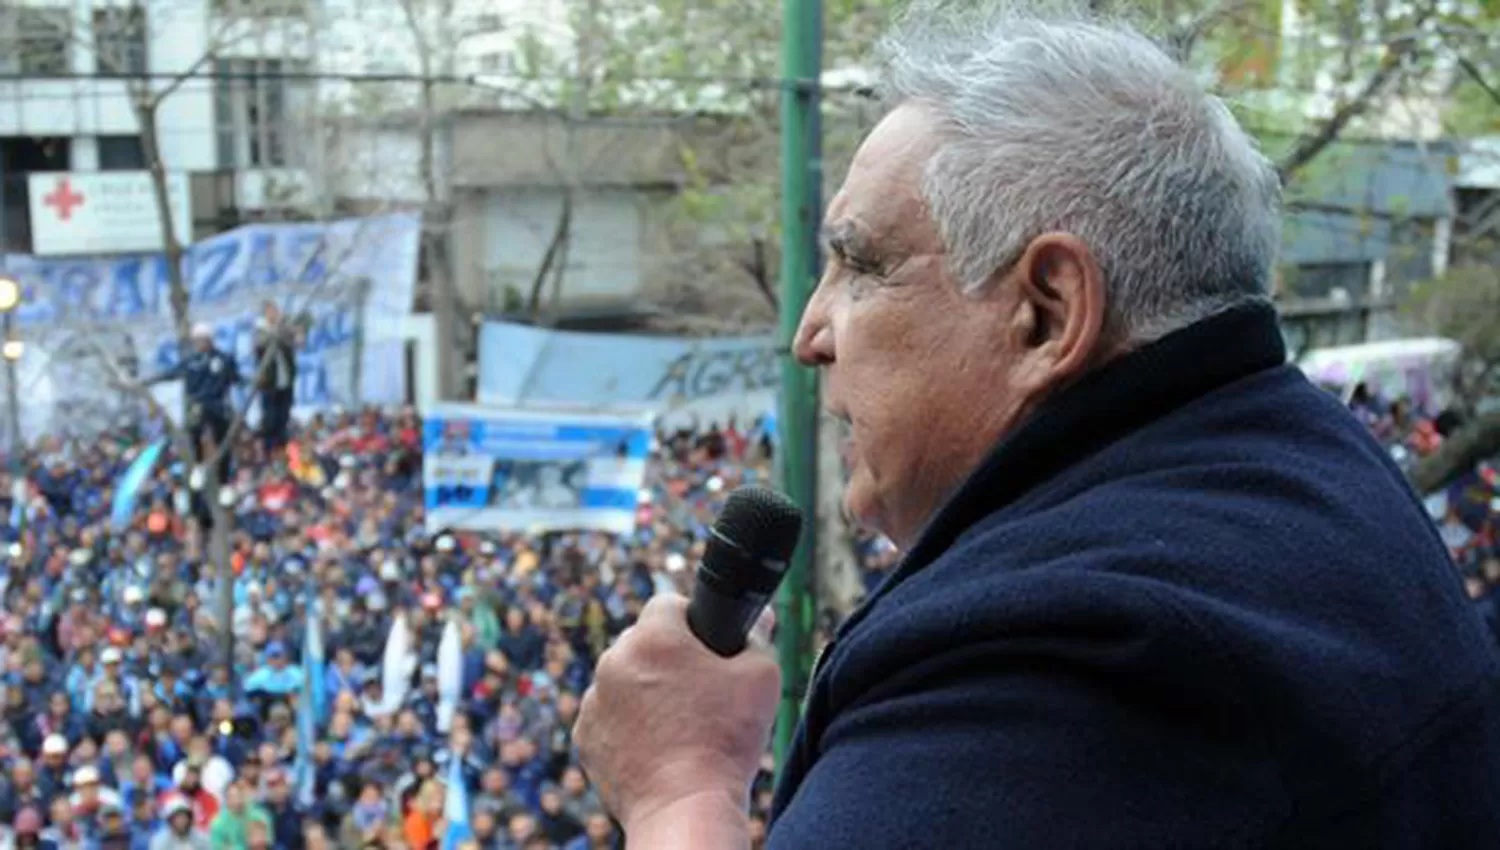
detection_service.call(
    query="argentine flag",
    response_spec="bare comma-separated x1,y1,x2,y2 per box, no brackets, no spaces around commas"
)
441,752,473,850
305,601,327,723
111,439,166,532
294,601,325,808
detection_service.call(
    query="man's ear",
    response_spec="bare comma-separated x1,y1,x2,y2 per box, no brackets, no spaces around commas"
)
1012,232,1106,384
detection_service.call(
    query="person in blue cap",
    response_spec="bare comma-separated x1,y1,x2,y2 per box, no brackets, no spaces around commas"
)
242,644,301,699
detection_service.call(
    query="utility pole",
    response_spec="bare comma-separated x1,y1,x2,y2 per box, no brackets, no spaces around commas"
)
350,277,372,406
773,0,823,773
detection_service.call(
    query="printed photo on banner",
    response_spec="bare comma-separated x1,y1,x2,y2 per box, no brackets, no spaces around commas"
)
423,404,653,535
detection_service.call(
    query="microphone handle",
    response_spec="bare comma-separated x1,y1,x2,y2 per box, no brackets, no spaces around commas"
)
687,574,772,657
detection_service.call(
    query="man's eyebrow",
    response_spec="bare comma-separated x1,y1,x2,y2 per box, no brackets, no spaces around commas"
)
821,220,865,256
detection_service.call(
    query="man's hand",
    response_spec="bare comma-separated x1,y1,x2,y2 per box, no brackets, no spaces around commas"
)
575,593,779,844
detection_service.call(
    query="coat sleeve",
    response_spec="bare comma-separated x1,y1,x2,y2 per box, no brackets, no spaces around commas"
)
769,625,1285,848
145,360,184,386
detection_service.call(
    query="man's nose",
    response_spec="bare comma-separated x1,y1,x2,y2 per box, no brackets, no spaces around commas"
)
792,284,834,367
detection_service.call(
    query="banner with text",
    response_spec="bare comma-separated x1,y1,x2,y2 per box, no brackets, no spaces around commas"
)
1,213,419,438
477,321,778,425
423,404,653,535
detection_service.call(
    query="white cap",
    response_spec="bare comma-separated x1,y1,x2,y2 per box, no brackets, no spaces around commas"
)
191,323,214,340
664,553,687,574
122,586,143,605
72,765,100,786
100,647,123,664
42,734,68,755
145,608,167,628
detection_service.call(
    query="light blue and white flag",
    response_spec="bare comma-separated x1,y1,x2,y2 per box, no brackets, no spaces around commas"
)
110,439,166,531
304,600,327,724
440,752,473,850
293,600,326,808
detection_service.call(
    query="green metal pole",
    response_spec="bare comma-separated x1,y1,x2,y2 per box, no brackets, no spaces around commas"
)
773,0,822,774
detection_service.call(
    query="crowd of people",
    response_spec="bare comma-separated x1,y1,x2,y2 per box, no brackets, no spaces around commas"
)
0,372,1493,849
1343,383,1500,641
0,406,791,850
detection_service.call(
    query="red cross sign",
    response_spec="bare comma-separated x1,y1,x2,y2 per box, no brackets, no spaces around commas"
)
42,177,86,221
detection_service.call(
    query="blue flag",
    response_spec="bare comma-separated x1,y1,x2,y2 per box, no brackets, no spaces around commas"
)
110,439,166,532
305,600,327,723
441,754,473,850
294,602,324,809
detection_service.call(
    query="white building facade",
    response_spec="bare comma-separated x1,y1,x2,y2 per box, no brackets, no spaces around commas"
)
0,0,573,251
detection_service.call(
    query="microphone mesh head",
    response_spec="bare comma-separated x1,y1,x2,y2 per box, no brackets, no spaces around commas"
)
715,486,804,565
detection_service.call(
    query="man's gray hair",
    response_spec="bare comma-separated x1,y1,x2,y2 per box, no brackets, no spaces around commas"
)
876,0,1283,344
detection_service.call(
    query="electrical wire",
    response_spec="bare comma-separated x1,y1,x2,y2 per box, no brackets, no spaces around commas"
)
0,72,1475,149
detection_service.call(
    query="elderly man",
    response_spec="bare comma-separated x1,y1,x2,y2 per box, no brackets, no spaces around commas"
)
573,4,1500,848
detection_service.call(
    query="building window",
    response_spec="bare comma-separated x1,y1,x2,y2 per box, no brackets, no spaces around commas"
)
93,6,148,75
0,6,72,75
1282,262,1372,302
0,136,72,253
98,135,147,171
479,51,514,74
215,58,305,168
212,0,311,16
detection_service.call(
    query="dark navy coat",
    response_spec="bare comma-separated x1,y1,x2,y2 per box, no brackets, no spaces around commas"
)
770,304,1500,848
152,347,240,419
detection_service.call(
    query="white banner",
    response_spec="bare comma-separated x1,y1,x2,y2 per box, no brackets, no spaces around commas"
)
2,212,419,439
478,320,778,426
27,171,192,257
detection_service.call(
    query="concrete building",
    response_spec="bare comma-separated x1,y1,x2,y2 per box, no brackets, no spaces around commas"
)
0,0,574,246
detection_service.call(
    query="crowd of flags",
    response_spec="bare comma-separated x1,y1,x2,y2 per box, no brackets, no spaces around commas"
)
286,601,471,835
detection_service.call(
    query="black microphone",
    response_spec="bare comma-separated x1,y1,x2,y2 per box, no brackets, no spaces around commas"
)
687,486,805,656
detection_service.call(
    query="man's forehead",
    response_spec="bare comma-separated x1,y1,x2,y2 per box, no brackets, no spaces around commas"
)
824,103,940,248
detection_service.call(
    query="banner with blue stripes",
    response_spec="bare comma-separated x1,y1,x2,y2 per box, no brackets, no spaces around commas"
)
423,404,653,535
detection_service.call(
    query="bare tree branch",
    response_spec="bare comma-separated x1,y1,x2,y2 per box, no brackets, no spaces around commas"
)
527,195,574,322
1410,410,1500,494
738,238,778,310
1165,0,1256,62
82,335,196,465
1457,56,1500,108
1276,16,1431,183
